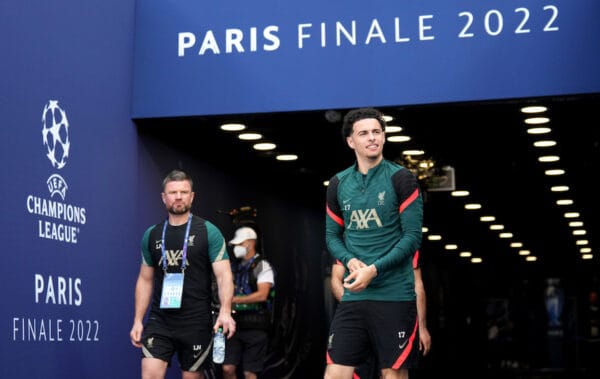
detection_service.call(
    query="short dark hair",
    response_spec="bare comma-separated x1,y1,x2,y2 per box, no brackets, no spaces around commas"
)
341,107,386,140
162,170,193,191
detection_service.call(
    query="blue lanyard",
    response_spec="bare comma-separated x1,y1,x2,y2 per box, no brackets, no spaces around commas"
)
161,213,192,272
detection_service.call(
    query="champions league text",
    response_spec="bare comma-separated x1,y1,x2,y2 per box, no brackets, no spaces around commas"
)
11,274,100,342
26,195,86,244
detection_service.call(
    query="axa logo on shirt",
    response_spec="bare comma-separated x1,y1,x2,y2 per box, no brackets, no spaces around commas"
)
155,235,196,266
347,208,383,229
25,100,88,244
161,250,185,267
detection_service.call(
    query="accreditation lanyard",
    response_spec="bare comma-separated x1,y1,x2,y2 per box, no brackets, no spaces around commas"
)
159,213,192,309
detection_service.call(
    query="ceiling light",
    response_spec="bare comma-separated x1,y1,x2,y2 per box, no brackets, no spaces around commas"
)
551,185,569,192
385,125,402,133
576,240,589,246
444,244,458,250
427,234,442,241
524,117,550,124
499,232,513,238
459,251,472,258
582,254,594,260
220,123,246,131
422,226,429,233
556,199,573,206
534,140,557,147
253,142,276,151
538,155,560,162
573,229,587,236
510,242,523,248
464,203,481,210
402,150,424,156
525,256,537,262
239,132,262,140
521,105,547,113
323,180,330,186
451,190,470,197
383,115,393,122
480,215,495,222
545,169,565,176
580,247,592,253
564,212,580,218
490,224,504,230
276,154,298,161
527,127,551,134
471,257,483,264
519,250,530,256
568,221,583,227
387,135,411,142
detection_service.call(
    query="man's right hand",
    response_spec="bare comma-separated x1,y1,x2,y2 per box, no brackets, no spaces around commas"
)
129,322,143,348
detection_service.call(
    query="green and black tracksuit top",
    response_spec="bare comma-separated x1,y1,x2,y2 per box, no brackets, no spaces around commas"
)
325,159,423,302
141,215,228,324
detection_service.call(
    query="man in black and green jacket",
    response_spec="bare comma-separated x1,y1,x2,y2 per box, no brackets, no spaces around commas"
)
325,108,424,379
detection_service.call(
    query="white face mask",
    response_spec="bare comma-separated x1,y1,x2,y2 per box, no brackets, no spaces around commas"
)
233,245,247,259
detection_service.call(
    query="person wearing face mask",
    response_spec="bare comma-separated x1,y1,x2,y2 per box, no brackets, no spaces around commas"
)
222,226,275,379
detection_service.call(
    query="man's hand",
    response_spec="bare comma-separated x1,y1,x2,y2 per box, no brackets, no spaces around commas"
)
343,263,377,292
214,312,237,339
129,321,144,348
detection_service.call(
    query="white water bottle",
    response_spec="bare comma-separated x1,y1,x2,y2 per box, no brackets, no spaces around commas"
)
212,327,225,364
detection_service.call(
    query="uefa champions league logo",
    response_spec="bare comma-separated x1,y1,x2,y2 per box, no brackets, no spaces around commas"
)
26,99,85,243
41,100,69,200
42,100,70,170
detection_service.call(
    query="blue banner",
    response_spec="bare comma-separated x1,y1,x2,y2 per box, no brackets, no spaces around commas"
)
132,0,600,118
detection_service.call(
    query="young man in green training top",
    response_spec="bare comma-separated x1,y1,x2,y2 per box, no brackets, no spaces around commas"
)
324,108,424,379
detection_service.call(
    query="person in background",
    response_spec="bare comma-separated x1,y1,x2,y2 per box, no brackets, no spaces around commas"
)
223,226,275,379
324,108,424,379
412,263,432,357
330,252,431,378
129,169,236,379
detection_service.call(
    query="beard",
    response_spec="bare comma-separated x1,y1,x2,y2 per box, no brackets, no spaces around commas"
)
168,204,190,215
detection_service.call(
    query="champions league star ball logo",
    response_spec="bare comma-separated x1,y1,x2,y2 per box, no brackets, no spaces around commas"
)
42,100,70,170
41,100,70,200
28,99,85,244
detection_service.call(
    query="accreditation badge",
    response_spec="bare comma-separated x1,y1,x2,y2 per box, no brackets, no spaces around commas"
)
160,272,184,309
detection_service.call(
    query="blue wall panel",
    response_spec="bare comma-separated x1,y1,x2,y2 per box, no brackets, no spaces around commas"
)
1,2,141,378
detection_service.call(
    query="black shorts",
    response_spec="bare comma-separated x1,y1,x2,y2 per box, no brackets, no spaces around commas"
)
141,315,213,372
326,300,419,371
223,328,269,373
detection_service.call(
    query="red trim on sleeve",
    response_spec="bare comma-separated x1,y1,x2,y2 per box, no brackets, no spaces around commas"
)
398,188,419,213
326,204,344,226
412,250,420,269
